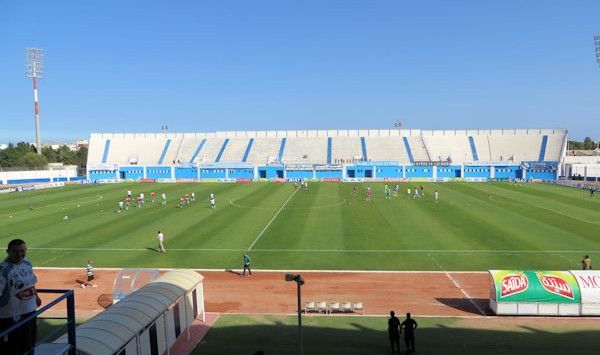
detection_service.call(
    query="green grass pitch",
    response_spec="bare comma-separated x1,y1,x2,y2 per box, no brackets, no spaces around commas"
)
1,181,598,271
194,314,600,355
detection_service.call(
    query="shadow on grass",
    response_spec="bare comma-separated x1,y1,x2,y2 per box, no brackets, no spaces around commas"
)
192,316,600,355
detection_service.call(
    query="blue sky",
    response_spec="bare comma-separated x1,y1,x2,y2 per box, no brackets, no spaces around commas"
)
1,1,599,142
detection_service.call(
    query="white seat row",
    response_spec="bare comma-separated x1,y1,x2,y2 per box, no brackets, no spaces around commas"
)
304,301,364,315
87,131,567,165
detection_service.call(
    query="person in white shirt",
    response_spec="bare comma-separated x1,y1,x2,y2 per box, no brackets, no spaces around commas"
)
434,190,439,203
140,193,145,204
127,189,132,198
210,195,215,209
191,192,195,202
0,239,41,355
161,193,167,205
157,231,165,252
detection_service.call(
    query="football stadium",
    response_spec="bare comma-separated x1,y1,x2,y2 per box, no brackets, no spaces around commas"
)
2,2,600,355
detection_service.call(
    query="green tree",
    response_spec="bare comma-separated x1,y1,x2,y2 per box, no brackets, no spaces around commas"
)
18,152,48,168
583,137,596,150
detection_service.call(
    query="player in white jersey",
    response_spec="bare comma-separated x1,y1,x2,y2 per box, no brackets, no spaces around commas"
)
434,190,439,203
157,231,165,252
210,194,215,209
140,192,145,204
127,189,132,198
191,192,195,202
161,193,167,205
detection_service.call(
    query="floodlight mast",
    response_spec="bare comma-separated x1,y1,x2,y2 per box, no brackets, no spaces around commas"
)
595,36,600,67
25,47,44,155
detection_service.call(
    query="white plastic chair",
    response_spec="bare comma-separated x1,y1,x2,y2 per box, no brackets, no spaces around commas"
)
329,302,341,314
304,301,316,314
317,301,328,314
352,301,364,315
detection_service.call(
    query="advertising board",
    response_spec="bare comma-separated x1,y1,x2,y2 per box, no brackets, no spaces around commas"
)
571,270,600,315
490,270,581,304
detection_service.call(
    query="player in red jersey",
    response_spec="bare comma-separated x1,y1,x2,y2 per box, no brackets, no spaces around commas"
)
125,196,131,209
185,193,190,204
136,196,141,208
151,191,156,203
179,197,185,208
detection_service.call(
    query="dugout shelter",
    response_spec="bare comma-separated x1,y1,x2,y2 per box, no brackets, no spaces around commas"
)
54,269,205,355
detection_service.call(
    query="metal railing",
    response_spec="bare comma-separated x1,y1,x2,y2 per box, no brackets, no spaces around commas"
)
0,289,76,355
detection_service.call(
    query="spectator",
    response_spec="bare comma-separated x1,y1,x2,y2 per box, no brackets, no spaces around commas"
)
0,239,41,355
582,255,592,270
401,312,418,353
388,310,401,353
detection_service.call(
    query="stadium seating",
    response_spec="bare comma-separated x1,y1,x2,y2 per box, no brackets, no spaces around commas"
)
422,132,471,163
330,136,364,163
282,137,328,164
364,136,410,163
247,137,280,164
88,129,567,167
218,138,248,163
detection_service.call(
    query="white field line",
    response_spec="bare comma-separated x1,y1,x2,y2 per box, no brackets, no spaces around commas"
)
27,247,600,253
5,195,104,217
38,251,72,266
247,187,300,251
428,253,487,316
33,266,488,274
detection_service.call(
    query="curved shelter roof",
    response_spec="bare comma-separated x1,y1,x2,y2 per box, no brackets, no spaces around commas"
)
55,269,203,355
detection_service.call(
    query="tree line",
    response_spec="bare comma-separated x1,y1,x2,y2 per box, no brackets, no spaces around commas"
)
567,137,598,150
0,142,87,169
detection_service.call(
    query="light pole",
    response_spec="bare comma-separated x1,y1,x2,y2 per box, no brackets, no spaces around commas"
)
285,273,304,355
25,47,44,155
595,36,600,67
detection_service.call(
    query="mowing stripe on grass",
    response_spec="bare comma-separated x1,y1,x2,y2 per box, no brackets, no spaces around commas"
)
247,187,300,251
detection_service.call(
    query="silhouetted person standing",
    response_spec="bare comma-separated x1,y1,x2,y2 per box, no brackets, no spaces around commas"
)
401,312,417,353
388,310,401,353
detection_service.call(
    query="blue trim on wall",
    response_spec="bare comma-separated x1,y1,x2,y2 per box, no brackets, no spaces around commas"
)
158,139,171,164
242,138,254,163
189,139,206,163
101,139,111,163
360,137,368,161
539,135,548,161
215,139,230,162
468,136,479,161
402,137,415,164
277,138,286,161
327,137,332,164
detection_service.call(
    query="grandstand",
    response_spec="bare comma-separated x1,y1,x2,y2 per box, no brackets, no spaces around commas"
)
87,128,567,181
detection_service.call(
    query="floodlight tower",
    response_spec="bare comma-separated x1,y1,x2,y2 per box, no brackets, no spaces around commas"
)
595,36,600,67
25,47,44,154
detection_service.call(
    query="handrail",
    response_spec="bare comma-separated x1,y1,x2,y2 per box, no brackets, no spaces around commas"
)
0,289,76,355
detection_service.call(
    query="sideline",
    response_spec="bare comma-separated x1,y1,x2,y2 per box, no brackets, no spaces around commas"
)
33,266,488,274
428,253,487,316
28,247,600,253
